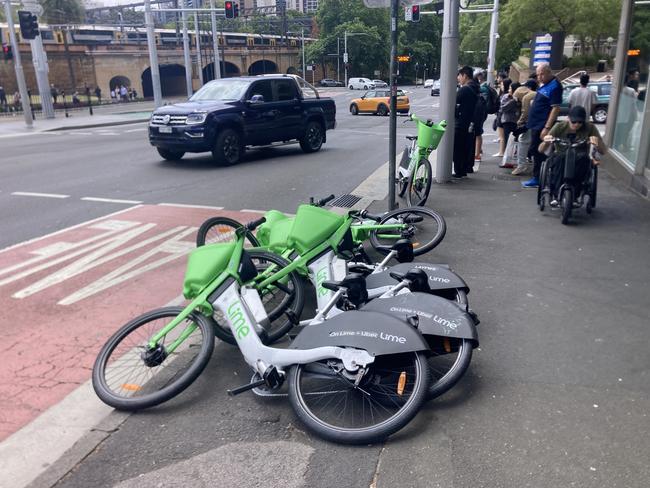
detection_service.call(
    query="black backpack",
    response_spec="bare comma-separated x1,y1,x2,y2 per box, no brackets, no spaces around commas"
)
483,85,499,114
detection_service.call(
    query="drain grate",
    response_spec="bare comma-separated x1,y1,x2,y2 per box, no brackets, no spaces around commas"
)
328,194,362,208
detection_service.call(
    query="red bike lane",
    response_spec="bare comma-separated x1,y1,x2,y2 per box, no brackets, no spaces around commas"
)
0,204,261,442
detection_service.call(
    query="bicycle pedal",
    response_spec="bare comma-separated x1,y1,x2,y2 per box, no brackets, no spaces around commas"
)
227,378,266,396
285,309,299,325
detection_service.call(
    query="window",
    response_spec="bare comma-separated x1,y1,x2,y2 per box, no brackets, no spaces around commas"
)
275,80,296,101
365,91,376,98
599,84,612,96
248,80,273,102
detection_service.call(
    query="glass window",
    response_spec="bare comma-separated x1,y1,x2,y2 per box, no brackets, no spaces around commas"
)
190,80,249,101
275,80,296,101
247,80,274,102
599,84,612,96
365,91,376,98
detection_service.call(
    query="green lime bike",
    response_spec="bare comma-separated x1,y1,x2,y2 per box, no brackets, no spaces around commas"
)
397,114,447,207
92,217,433,445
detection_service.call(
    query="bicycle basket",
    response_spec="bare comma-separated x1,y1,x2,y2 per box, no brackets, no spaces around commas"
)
183,242,235,299
287,204,344,255
256,210,293,252
418,120,446,150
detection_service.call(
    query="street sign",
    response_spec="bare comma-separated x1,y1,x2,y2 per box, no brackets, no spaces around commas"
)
306,65,313,71
397,55,410,62
21,0,43,16
343,53,348,63
404,5,412,21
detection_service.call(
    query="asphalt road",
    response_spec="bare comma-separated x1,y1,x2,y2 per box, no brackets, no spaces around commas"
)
0,87,439,250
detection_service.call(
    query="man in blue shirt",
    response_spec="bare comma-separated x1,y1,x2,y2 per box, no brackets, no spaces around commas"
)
522,63,562,188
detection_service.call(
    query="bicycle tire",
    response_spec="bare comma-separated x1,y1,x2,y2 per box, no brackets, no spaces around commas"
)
288,351,429,444
426,337,473,400
561,187,573,225
92,306,214,411
397,148,411,197
196,216,260,248
538,159,550,207
406,158,432,207
211,250,305,346
369,207,446,257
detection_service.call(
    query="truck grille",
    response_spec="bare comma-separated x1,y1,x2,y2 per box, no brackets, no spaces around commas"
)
151,114,188,125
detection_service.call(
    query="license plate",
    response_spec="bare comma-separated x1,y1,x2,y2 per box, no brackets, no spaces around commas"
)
159,126,172,134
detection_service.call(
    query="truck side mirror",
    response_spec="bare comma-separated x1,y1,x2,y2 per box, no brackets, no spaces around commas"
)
248,94,265,104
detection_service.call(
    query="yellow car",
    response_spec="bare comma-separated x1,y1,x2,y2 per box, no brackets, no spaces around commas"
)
349,89,410,116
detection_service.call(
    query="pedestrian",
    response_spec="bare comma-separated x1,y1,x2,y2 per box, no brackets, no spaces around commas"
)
13,90,21,110
614,80,638,152
498,80,520,169
110,88,116,102
95,86,101,103
568,73,597,121
493,77,513,157
452,66,478,179
626,69,640,93
491,72,508,145
72,91,81,105
120,85,128,102
50,84,59,104
132,88,138,99
521,62,563,188
473,71,489,164
0,86,7,109
511,79,538,176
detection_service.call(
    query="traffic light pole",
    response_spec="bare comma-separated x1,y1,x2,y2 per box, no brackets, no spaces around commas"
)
144,0,163,107
388,0,398,210
194,12,204,85
181,0,193,96
3,0,32,127
31,34,55,119
486,0,499,85
210,0,221,79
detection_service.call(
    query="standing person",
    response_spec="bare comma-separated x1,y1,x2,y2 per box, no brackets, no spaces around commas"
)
568,73,597,121
95,86,102,103
511,79,538,176
50,84,59,104
110,88,116,102
473,71,489,164
13,90,21,110
452,66,478,178
121,85,129,102
0,86,7,109
522,62,563,188
498,80,520,168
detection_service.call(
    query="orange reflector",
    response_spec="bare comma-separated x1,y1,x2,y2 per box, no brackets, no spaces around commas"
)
397,371,406,396
217,227,233,234
443,338,451,353
413,242,420,248
121,383,143,391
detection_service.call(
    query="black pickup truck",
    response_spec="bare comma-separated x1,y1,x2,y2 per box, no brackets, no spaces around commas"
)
148,75,336,165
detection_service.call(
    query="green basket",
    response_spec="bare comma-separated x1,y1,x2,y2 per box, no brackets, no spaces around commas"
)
183,243,235,299
417,119,447,150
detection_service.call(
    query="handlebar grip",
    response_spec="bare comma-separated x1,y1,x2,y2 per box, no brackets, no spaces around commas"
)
317,194,336,206
246,217,267,231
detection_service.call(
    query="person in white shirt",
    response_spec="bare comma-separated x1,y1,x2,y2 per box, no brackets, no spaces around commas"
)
568,73,597,121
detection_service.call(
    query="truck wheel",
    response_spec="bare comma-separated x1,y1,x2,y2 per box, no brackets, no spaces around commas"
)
299,121,324,153
212,128,243,166
157,148,185,161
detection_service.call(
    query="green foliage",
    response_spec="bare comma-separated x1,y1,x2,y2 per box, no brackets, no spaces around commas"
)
41,0,85,23
630,7,650,57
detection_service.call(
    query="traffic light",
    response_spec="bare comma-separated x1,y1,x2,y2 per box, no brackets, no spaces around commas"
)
225,1,234,18
18,11,39,40
411,5,420,22
2,44,12,61
233,2,239,17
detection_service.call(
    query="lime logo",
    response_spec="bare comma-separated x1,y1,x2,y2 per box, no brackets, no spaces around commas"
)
316,266,329,297
228,300,250,339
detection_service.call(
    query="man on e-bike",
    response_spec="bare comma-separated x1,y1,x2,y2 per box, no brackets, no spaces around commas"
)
538,106,607,206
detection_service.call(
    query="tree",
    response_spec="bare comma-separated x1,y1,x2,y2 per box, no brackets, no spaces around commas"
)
41,0,85,23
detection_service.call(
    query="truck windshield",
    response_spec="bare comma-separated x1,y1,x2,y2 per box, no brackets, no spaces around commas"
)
189,80,250,101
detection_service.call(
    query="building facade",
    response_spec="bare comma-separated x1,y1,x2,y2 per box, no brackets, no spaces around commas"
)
604,0,649,197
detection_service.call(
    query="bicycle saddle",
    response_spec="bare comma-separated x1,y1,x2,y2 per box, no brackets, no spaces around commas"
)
406,135,418,140
322,273,368,307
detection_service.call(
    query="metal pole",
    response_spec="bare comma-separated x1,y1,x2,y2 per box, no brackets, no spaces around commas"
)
301,28,306,80
344,31,348,88
388,0,398,210
144,0,163,107
337,37,340,83
210,0,221,79
181,0,193,96
436,0,460,183
194,11,204,85
3,0,32,127
486,0,499,85
31,35,55,119
220,21,225,77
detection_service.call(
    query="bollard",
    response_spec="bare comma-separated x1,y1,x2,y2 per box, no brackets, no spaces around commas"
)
86,86,93,116
62,90,69,117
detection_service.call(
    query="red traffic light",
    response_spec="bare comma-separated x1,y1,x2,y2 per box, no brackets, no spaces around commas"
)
411,5,420,22
225,1,234,18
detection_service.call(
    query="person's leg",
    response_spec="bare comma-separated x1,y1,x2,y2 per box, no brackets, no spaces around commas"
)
513,129,531,174
453,129,467,177
522,129,543,187
494,120,505,156
467,131,477,173
474,134,482,161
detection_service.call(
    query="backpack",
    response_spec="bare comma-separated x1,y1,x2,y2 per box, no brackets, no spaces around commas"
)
482,85,499,114
473,94,487,126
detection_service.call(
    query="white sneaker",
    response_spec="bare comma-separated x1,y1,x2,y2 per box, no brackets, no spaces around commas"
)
492,152,504,157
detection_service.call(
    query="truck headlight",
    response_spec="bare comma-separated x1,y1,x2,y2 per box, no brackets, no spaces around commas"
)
186,112,207,125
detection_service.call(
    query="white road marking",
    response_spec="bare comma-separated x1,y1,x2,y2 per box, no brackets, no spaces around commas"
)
158,203,224,210
81,197,144,204
11,192,69,199
240,209,267,214
97,132,119,136
124,127,147,133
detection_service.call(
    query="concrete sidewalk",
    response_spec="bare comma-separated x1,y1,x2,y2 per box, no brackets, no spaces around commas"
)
4,134,650,488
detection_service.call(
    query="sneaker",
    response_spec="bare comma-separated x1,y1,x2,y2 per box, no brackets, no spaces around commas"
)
550,199,559,207
452,173,466,179
499,162,516,169
512,163,533,176
492,152,504,157
522,177,539,188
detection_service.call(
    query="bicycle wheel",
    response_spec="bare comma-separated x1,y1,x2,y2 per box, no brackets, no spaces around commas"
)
369,207,446,257
288,351,429,444
92,306,214,411
561,187,573,225
211,250,305,346
406,158,432,207
196,216,260,248
537,159,550,208
397,148,411,197
426,337,473,400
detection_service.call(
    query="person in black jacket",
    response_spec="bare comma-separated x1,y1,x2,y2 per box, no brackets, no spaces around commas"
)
453,66,478,178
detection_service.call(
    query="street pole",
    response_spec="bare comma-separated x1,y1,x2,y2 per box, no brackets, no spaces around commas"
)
486,0,499,85
301,28,306,80
344,31,348,88
388,0,398,210
29,35,54,119
3,0,32,127
181,0,193,96
210,0,221,79
144,0,163,107
194,11,204,85
337,38,340,83
436,0,460,183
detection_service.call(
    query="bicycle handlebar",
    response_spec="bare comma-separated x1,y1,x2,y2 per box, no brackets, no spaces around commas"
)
317,194,336,206
245,217,267,231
